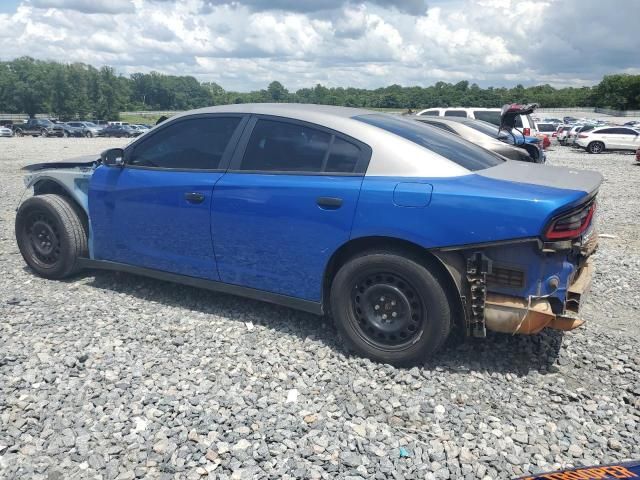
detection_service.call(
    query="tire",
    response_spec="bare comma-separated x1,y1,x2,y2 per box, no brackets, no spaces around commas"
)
40,128,48,137
62,131,68,138
330,251,452,366
85,131,93,138
588,141,604,154
15,129,23,137
15,194,88,279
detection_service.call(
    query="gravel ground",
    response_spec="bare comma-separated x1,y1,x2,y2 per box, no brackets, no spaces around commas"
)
0,137,638,480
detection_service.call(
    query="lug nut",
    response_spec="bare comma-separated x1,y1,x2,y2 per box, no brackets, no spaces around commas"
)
380,296,385,302
392,312,397,318
374,305,380,310
382,314,387,320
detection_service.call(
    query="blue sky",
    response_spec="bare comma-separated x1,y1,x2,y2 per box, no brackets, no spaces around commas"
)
0,1,20,13
0,0,638,91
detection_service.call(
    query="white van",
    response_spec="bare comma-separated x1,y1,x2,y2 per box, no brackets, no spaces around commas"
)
417,107,538,136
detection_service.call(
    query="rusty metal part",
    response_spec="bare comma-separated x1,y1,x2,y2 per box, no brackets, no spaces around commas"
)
484,294,555,334
566,259,593,313
549,315,585,331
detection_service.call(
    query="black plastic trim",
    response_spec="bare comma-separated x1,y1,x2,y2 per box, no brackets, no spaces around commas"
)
77,258,324,315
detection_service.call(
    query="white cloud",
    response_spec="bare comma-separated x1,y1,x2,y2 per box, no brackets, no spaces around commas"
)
0,0,637,91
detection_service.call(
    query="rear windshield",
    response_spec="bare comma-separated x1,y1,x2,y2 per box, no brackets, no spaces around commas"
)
355,114,504,171
472,110,501,125
537,123,556,132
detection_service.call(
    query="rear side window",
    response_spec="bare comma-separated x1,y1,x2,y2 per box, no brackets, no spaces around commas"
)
325,137,361,173
472,110,501,125
537,123,556,132
597,128,615,134
239,119,364,174
240,120,330,172
129,116,241,169
444,110,467,117
421,110,439,116
356,114,504,171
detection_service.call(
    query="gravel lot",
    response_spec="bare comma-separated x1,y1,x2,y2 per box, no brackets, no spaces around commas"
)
0,137,638,480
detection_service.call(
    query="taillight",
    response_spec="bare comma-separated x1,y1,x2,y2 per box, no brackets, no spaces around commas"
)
542,136,550,149
523,127,531,136
578,134,589,138
544,201,596,240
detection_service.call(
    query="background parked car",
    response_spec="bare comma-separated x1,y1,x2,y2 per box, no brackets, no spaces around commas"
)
66,121,102,137
13,118,65,137
99,124,140,138
60,123,87,137
444,117,546,163
416,107,538,136
576,126,640,153
0,126,14,137
556,125,572,144
412,116,537,162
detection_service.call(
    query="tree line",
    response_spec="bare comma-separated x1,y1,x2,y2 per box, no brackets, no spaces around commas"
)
1,57,639,120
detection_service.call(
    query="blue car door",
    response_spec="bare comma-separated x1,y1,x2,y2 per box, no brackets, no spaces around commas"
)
89,115,247,280
211,116,371,301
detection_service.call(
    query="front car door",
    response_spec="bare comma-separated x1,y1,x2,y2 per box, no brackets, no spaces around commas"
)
89,114,247,280
212,115,371,301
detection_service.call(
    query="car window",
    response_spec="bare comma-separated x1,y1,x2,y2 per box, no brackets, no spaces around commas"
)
514,116,524,128
597,128,615,134
444,110,467,118
240,119,331,173
421,110,439,116
325,137,361,173
615,128,637,135
129,116,241,170
416,120,458,135
472,110,501,125
537,123,556,132
355,114,504,171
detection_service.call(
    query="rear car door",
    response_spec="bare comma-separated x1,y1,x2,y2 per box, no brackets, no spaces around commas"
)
89,114,246,280
211,116,370,301
615,128,640,150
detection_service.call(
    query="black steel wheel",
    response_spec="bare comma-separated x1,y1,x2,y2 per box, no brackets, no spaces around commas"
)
351,272,424,348
15,194,88,279
330,251,452,366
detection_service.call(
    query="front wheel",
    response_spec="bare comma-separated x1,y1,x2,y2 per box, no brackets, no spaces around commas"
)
15,194,88,279
85,131,93,138
40,128,48,137
330,251,452,366
588,141,604,154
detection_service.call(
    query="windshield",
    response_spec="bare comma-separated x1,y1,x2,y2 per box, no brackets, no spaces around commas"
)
355,114,504,171
85,122,96,127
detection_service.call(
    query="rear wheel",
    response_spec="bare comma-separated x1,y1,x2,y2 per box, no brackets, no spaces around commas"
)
85,131,93,138
588,141,604,154
40,128,48,137
15,194,88,279
15,129,23,137
330,251,451,366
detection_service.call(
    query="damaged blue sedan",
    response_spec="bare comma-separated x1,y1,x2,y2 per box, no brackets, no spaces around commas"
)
15,104,600,365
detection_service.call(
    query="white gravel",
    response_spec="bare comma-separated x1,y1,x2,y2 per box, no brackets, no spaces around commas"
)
0,137,638,480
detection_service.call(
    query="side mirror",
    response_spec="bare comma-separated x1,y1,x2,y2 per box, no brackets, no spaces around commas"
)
101,148,125,167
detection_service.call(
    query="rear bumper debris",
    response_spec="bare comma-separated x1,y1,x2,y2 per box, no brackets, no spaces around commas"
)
484,259,593,334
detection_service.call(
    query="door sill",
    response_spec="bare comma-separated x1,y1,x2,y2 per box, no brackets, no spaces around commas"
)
77,258,324,315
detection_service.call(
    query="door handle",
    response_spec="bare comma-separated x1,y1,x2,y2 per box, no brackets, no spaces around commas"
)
184,192,205,204
316,196,343,209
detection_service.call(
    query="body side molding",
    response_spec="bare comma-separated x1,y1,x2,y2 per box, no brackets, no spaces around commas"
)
77,258,324,315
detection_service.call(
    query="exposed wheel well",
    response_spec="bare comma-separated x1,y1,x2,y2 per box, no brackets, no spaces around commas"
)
33,179,88,229
322,236,466,330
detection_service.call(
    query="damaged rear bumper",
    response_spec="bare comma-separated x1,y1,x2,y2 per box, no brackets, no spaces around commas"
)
484,259,593,334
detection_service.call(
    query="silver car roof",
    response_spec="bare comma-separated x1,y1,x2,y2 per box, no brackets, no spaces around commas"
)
171,103,469,178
